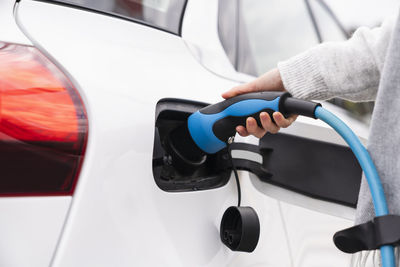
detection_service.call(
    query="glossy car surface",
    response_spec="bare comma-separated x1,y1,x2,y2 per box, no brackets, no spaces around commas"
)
0,0,375,266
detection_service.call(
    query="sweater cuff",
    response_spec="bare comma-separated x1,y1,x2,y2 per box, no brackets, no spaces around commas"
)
277,50,330,100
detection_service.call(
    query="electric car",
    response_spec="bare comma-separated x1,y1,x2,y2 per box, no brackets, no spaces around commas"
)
0,0,382,266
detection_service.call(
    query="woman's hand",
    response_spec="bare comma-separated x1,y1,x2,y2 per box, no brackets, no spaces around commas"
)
222,68,298,138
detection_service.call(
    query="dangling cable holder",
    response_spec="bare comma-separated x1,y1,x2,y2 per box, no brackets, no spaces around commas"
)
334,214,400,254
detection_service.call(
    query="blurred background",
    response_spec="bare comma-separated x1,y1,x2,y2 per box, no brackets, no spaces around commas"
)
218,0,400,124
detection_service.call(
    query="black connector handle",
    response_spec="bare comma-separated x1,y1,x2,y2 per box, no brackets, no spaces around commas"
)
282,97,321,119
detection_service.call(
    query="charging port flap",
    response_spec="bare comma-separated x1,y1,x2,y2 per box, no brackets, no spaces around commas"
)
229,133,362,207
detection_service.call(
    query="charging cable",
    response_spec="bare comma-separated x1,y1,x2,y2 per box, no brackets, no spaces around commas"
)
315,106,395,267
227,143,241,207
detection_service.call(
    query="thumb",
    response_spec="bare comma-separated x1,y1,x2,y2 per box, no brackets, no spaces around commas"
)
222,68,285,99
221,82,258,99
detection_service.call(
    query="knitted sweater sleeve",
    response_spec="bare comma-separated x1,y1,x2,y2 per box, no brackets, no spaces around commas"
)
277,17,395,102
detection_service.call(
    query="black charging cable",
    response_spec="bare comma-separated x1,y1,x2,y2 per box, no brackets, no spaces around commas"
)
222,141,260,253
227,143,241,207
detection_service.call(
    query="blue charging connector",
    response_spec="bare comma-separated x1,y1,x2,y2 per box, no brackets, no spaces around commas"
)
315,106,395,267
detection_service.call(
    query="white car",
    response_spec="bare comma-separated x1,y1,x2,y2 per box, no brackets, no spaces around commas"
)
0,0,372,266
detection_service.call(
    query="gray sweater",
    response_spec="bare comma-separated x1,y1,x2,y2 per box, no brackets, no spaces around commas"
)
277,14,399,225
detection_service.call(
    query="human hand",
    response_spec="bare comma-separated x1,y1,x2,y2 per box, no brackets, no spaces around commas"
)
222,68,298,138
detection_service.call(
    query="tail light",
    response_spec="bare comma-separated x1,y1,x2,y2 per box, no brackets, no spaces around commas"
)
0,42,88,196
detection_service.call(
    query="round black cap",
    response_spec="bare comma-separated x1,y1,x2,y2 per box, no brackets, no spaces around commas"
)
220,206,260,252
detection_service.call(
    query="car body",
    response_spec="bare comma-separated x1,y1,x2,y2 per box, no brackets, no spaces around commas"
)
0,0,379,266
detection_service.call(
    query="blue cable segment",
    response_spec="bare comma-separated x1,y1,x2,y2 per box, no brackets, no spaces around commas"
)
188,97,280,154
314,106,395,267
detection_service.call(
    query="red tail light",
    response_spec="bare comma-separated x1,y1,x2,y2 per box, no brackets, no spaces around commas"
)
0,42,88,196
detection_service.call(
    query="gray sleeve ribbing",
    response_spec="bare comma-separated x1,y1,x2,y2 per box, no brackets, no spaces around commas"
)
277,17,395,102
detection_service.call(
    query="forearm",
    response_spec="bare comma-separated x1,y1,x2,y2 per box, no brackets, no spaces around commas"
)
278,16,395,102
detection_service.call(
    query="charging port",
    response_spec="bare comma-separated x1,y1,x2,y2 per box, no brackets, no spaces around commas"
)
152,98,231,192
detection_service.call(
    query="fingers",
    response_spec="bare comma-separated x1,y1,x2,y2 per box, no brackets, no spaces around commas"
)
236,126,249,137
222,68,285,99
222,82,258,99
272,113,298,128
246,117,266,138
260,112,280,134
235,112,298,139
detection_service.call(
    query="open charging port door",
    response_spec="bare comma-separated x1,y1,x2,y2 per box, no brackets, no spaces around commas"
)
229,133,362,207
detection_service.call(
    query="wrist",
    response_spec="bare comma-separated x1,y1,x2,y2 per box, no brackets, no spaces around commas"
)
271,68,286,92
258,68,286,92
